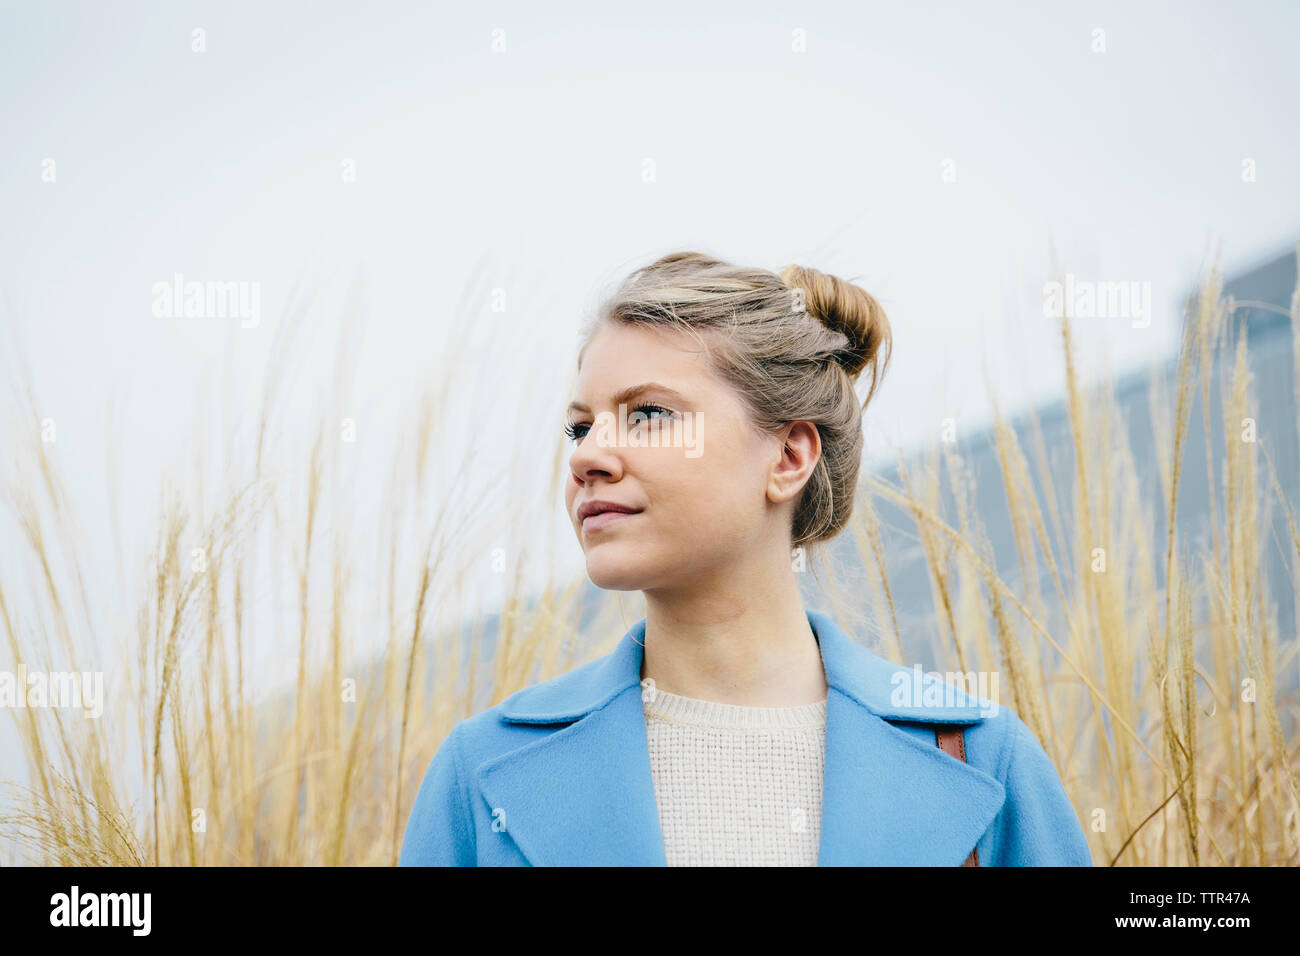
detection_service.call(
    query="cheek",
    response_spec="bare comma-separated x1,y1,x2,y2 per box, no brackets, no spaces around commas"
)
565,485,583,535
643,445,758,539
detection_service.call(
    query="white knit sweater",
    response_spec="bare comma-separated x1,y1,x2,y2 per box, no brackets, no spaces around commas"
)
641,680,827,866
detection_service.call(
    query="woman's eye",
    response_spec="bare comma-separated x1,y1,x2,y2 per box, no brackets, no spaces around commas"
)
563,404,675,444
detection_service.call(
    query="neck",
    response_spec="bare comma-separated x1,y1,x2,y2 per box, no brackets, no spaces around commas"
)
638,548,827,707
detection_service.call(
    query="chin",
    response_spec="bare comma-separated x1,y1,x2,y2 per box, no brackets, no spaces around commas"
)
584,552,653,591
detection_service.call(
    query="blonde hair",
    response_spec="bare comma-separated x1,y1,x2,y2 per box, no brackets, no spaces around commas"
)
577,250,892,547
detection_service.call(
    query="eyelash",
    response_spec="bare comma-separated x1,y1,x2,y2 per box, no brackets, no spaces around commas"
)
564,404,674,443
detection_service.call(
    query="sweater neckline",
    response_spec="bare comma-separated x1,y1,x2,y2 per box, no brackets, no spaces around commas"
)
641,682,828,730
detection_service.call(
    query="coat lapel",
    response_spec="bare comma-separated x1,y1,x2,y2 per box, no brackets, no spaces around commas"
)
474,622,667,866
474,610,1006,866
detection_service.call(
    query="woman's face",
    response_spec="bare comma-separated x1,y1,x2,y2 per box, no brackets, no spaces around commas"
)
564,322,796,592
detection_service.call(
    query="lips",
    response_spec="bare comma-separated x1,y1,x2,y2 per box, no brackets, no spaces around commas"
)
577,500,643,534
577,499,643,522
581,510,639,533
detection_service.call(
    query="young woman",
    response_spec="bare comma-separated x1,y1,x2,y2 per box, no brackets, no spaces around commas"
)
400,251,1092,866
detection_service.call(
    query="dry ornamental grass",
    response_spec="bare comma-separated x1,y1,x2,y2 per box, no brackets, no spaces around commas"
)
1,257,1297,866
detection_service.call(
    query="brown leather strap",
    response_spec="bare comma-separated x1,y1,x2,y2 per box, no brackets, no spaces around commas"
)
935,726,979,867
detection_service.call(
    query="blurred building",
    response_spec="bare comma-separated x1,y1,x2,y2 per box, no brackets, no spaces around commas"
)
818,247,1298,698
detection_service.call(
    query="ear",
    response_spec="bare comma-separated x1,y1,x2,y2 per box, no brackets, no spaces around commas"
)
768,421,821,505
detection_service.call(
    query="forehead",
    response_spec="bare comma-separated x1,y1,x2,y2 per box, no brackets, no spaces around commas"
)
574,323,713,395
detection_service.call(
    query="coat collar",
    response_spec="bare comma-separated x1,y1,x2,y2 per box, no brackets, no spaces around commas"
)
474,609,1006,865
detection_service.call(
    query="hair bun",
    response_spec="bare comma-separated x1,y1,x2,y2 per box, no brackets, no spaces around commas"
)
778,264,892,384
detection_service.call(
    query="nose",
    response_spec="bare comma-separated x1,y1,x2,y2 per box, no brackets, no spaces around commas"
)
569,426,624,488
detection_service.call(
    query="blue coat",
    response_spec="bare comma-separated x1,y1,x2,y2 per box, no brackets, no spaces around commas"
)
399,609,1093,866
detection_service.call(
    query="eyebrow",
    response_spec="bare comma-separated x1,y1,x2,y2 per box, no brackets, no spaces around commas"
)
566,382,688,415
